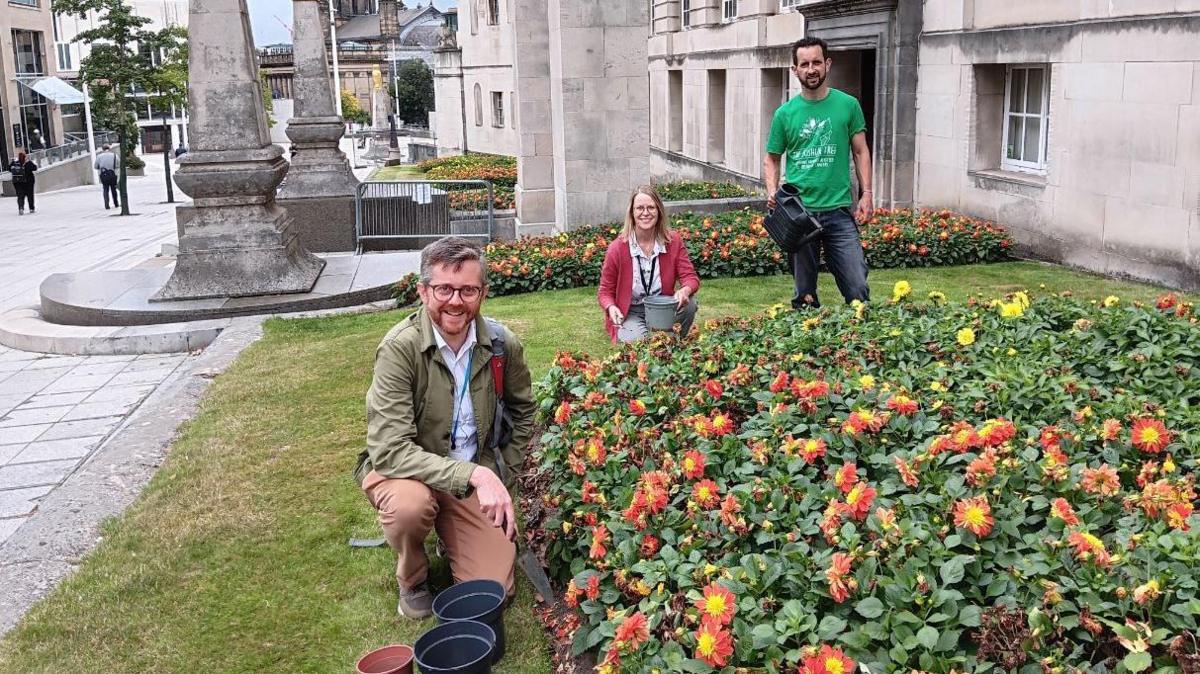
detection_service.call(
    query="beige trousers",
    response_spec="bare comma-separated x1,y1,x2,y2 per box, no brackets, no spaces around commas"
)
362,471,516,598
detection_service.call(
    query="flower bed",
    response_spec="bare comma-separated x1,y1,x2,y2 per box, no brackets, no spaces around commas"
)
418,153,518,188
392,209,1011,301
654,181,757,201
531,288,1199,673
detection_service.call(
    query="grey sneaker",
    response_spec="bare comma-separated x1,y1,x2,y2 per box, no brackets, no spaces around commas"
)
398,581,433,619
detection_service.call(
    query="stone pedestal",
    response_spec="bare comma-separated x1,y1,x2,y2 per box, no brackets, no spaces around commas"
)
277,0,359,252
154,0,324,301
512,0,557,236
432,47,466,156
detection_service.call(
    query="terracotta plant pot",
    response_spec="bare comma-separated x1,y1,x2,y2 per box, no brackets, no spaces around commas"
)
414,619,495,674
356,644,414,674
432,579,507,663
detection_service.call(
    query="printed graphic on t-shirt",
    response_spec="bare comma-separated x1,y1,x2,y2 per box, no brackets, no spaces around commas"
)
790,117,837,172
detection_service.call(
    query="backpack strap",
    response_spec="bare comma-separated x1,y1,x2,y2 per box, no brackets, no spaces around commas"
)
483,317,510,483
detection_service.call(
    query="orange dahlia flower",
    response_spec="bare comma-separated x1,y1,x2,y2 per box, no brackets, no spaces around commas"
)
953,495,994,537
1131,418,1171,453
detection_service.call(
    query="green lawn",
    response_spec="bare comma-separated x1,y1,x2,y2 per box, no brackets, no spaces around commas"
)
0,262,1191,673
371,164,427,181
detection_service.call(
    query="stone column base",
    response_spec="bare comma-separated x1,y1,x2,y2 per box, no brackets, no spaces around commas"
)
152,204,326,301
277,194,358,252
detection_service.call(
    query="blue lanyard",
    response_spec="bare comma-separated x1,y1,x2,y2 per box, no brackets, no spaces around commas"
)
450,350,474,453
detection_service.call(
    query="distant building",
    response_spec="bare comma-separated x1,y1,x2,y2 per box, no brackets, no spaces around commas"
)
258,0,444,117
1,0,67,166
52,0,190,154
915,2,1200,290
431,1,517,157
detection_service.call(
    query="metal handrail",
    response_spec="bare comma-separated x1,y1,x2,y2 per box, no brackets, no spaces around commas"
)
355,179,495,253
4,131,118,175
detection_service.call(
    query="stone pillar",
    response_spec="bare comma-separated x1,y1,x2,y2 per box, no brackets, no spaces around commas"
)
154,0,324,301
690,0,721,27
379,0,400,39
511,0,557,236
546,0,651,229
432,46,466,156
277,0,360,252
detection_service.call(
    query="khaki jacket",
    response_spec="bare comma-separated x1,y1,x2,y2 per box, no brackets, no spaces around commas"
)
354,308,536,495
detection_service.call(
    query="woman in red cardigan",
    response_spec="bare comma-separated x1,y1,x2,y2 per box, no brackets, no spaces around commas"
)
598,186,701,343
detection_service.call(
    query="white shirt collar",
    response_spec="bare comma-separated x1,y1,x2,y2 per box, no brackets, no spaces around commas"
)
432,322,478,361
628,236,665,258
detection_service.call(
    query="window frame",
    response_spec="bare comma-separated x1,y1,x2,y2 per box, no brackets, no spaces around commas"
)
722,0,737,22
486,0,499,25
779,0,802,10
1000,64,1050,174
491,91,504,128
681,0,691,28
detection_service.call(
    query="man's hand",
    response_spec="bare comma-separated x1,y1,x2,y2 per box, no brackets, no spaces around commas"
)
767,192,778,211
855,190,873,223
673,286,692,309
470,466,516,541
607,305,624,325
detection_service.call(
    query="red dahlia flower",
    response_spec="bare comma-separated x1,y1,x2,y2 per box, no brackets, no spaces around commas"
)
825,552,857,603
1050,498,1080,526
589,525,609,559
842,482,876,521
704,379,724,398
1080,464,1121,496
553,401,571,425
692,479,721,509
613,611,650,650
585,574,600,599
953,495,994,537
1067,531,1111,566
695,581,736,625
1131,418,1171,453
628,399,647,416
833,462,859,494
693,618,734,668
885,394,918,416
682,450,706,479
801,644,857,674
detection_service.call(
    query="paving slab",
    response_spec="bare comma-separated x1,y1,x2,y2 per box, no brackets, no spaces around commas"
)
3,368,70,395
38,373,116,395
0,460,79,490
0,423,51,445
0,405,73,428
13,437,103,463
83,384,156,405
0,486,52,518
0,444,24,465
19,391,91,409
59,400,138,422
35,416,123,442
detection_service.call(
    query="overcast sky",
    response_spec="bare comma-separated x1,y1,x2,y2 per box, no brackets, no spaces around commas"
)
247,0,457,46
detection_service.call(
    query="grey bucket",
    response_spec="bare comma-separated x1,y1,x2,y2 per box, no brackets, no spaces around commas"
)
643,295,677,331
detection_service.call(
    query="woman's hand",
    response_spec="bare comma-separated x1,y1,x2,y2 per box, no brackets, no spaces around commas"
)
607,305,625,325
673,287,692,309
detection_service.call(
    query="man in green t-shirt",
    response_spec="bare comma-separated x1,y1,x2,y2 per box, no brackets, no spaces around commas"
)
764,36,873,309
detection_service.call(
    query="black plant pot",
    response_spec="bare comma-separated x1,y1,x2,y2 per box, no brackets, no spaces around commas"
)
414,619,495,674
432,579,507,663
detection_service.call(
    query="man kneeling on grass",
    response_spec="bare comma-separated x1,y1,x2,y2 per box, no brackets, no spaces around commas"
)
355,236,536,618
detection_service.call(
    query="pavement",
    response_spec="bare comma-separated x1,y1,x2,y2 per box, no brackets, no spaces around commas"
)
0,148,384,636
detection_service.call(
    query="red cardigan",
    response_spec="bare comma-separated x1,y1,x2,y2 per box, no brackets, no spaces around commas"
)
597,231,701,342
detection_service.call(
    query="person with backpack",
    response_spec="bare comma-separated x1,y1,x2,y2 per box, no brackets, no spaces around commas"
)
95,144,120,209
9,151,37,215
354,236,535,619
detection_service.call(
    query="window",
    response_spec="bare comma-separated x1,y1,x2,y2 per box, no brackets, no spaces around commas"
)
722,0,737,22
9,0,39,7
1001,65,1049,172
487,0,499,25
473,83,482,126
780,0,802,9
491,91,504,127
681,0,691,28
668,70,683,152
707,70,726,163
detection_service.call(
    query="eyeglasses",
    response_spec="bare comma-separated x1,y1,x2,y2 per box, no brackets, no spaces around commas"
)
634,205,658,213
429,284,484,301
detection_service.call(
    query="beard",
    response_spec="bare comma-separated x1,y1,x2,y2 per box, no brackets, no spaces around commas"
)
800,71,828,91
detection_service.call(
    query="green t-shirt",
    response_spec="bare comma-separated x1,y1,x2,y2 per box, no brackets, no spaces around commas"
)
765,88,866,211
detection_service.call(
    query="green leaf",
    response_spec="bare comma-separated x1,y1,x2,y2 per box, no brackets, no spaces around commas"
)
888,643,909,664
958,605,983,627
751,623,777,649
817,615,848,640
940,556,966,585
681,658,715,673
855,597,885,619
917,625,939,650
1123,652,1152,673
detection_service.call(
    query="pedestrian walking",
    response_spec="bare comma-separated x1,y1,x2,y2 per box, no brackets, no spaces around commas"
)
8,151,38,215
95,144,120,210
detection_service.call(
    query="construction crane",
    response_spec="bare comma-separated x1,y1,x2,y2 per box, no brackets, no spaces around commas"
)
272,14,294,41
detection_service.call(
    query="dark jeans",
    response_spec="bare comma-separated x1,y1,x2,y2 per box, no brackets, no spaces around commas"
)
16,185,35,212
102,182,120,208
789,206,869,309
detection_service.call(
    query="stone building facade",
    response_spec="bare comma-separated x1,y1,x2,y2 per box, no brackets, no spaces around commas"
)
1,0,65,166
646,0,922,208
915,1,1200,289
431,0,518,158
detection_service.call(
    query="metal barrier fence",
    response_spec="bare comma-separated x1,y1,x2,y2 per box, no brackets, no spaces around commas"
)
355,180,495,253
24,132,119,168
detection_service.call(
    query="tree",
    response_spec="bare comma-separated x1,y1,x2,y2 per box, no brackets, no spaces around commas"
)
55,0,187,215
340,90,370,125
261,73,275,128
389,59,434,127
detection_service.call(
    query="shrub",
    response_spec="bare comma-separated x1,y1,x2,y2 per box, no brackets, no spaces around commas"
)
654,181,757,201
532,288,1199,673
418,153,517,188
